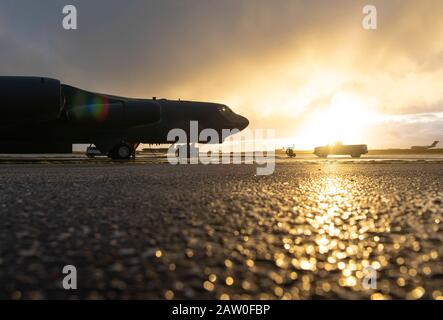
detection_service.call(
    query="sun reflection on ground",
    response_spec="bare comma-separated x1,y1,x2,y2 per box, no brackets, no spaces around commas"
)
263,167,403,299
146,164,442,300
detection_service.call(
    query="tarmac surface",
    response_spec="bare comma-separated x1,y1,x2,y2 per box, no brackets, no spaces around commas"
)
0,157,442,300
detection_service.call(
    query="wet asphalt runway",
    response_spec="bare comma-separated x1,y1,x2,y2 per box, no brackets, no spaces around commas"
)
0,159,442,300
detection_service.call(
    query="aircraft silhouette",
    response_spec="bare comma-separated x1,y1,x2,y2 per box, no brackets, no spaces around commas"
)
411,141,439,151
0,76,249,159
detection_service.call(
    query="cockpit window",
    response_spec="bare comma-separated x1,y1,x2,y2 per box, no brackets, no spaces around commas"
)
218,105,230,113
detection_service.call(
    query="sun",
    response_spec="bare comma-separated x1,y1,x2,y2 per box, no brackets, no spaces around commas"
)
294,92,376,149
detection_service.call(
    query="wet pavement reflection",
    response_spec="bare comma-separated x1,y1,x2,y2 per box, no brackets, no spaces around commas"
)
0,162,442,299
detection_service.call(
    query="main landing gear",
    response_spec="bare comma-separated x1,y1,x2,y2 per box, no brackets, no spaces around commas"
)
108,143,140,160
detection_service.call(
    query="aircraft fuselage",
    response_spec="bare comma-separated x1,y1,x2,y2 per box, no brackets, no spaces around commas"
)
0,77,249,158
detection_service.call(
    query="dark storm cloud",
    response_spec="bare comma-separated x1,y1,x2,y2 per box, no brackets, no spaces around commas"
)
0,0,373,94
1,0,311,93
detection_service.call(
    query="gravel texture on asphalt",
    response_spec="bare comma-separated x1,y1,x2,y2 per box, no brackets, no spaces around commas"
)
0,162,442,300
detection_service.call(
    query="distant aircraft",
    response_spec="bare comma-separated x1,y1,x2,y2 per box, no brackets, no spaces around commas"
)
0,76,249,159
411,141,439,151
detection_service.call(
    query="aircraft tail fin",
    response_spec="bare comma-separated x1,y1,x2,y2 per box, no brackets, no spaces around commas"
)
432,141,439,147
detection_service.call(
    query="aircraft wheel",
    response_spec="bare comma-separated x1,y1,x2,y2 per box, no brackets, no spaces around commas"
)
109,143,133,160
351,154,361,158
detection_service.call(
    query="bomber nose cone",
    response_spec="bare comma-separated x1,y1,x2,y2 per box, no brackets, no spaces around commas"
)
235,115,249,130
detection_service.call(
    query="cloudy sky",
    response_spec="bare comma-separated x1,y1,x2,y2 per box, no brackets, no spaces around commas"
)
1,0,443,148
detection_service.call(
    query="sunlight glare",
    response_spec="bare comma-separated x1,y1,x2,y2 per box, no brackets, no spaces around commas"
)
294,92,377,148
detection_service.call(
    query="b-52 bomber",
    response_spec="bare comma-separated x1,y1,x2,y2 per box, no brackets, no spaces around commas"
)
0,76,249,159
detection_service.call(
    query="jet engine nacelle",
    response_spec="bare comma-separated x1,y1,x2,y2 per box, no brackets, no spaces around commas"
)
0,77,62,125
